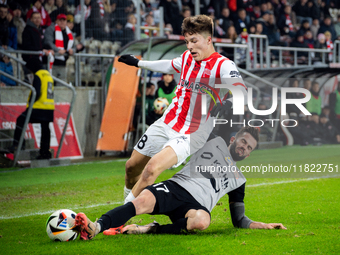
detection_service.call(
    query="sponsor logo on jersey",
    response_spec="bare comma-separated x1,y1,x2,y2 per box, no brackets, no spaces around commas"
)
179,79,213,94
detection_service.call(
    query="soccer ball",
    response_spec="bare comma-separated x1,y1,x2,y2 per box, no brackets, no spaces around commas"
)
46,209,79,241
153,97,169,114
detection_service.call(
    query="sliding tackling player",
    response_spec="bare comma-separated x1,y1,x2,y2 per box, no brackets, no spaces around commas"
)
75,127,286,240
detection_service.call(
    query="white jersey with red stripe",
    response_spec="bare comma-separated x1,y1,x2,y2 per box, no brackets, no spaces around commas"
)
163,50,246,134
138,50,247,135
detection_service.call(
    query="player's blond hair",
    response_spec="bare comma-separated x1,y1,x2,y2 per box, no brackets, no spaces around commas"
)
181,15,213,37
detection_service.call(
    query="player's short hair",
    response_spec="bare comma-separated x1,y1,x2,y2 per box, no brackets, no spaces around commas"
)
181,15,213,37
235,127,259,144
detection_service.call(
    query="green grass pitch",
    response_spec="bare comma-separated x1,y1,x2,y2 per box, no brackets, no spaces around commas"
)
0,145,339,255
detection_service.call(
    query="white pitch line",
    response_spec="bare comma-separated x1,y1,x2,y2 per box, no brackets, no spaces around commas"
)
1,175,339,220
0,201,123,220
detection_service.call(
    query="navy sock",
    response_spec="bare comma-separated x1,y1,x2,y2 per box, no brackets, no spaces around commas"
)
97,202,136,232
155,218,188,234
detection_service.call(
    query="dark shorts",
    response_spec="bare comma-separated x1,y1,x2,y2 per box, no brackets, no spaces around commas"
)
145,180,210,223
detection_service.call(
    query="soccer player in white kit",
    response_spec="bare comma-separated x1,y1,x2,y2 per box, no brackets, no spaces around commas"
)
119,15,248,202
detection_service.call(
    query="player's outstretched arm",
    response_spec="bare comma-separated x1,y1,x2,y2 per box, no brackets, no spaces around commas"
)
249,222,287,230
229,202,286,230
118,54,177,74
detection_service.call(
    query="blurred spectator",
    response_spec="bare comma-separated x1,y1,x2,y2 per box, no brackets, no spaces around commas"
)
121,13,136,46
44,14,74,81
260,2,268,14
221,25,237,60
334,15,340,40
27,0,52,30
142,0,152,14
319,113,340,144
277,4,296,38
316,0,331,20
314,33,327,61
66,14,84,53
45,0,57,14
181,0,195,14
235,28,252,67
286,79,304,116
306,81,322,115
234,8,252,35
218,7,232,35
304,30,314,49
107,0,123,41
318,16,336,41
116,0,134,27
257,11,270,35
156,73,177,104
329,81,340,129
249,5,261,23
289,117,313,145
75,0,105,39
66,14,74,31
267,12,284,46
14,0,31,14
303,78,311,91
303,113,324,144
0,54,16,86
324,31,333,61
164,23,173,36
172,6,191,35
290,31,309,58
207,6,216,21
307,0,320,21
237,0,256,13
0,4,9,49
214,18,226,38
292,0,312,25
143,13,157,37
50,0,67,22
7,9,17,49
297,20,311,35
159,0,180,30
310,18,320,40
145,82,156,117
210,0,225,19
8,2,25,48
22,11,50,79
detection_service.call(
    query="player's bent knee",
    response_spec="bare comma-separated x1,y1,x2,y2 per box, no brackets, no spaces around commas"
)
142,162,159,182
187,210,210,231
132,190,155,215
188,218,210,231
125,159,135,176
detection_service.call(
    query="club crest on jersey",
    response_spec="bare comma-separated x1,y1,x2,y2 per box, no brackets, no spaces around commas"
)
225,157,233,166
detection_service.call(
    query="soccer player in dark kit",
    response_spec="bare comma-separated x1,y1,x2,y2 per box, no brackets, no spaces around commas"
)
75,127,286,240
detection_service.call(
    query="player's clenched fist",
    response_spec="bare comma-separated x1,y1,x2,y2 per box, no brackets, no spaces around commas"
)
118,54,139,67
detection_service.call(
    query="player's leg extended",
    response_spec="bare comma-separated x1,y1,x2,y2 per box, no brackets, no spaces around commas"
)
131,146,178,198
75,189,156,240
124,209,211,234
125,150,151,190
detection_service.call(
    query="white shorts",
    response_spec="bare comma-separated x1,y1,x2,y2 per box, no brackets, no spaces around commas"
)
134,119,209,168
